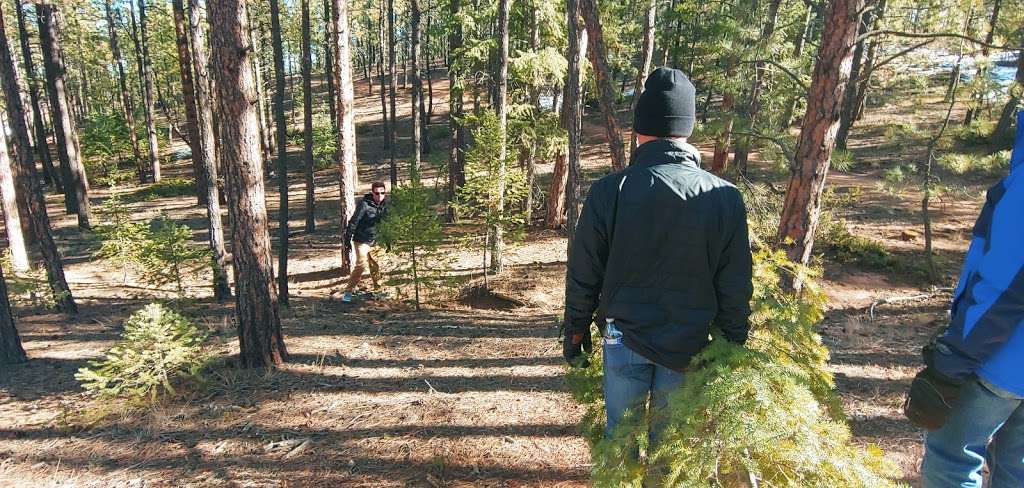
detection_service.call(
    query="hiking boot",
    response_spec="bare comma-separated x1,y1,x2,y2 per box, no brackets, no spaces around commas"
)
341,291,354,303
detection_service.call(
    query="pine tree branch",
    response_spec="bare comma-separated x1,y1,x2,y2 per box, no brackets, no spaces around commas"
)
740,59,809,92
856,39,935,82
857,30,1015,51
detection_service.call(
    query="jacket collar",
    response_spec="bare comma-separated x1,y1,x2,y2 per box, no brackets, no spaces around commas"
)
630,138,702,169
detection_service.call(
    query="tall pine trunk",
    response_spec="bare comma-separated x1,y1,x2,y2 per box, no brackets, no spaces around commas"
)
579,0,626,172
332,0,358,273
410,0,422,176
0,9,76,314
269,0,290,307
134,0,161,182
188,0,232,300
37,3,91,229
249,11,273,166
172,0,208,206
490,0,509,273
835,5,873,150
629,0,657,153
209,0,287,368
447,0,466,222
0,113,29,273
991,44,1023,149
387,0,398,186
14,0,59,192
324,0,338,129
302,0,316,233
777,0,865,277
0,262,27,365
564,0,583,240
378,0,390,170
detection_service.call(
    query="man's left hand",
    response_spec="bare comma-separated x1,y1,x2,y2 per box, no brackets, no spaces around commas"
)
904,366,966,431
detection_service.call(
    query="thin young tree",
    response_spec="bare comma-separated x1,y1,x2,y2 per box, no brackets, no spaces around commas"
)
332,0,358,273
733,0,783,170
0,113,29,273
564,0,583,240
377,0,390,167
172,0,208,205
0,7,76,314
489,0,510,274
410,0,422,175
302,0,316,233
964,0,1001,126
0,263,27,365
189,0,233,300
269,0,290,306
209,0,287,368
630,0,657,153
579,0,626,172
991,42,1023,148
387,0,398,186
14,0,59,192
36,2,91,229
103,0,143,181
777,0,866,276
133,0,161,182
323,0,338,128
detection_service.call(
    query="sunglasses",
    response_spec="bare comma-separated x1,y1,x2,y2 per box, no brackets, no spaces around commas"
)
373,191,387,195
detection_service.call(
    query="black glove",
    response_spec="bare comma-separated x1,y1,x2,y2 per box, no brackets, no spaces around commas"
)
904,366,966,431
562,327,593,368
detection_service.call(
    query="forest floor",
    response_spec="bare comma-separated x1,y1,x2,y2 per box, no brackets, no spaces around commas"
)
0,73,1003,487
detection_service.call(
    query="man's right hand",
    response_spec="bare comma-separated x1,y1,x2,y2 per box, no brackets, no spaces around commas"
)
904,366,966,431
562,328,593,368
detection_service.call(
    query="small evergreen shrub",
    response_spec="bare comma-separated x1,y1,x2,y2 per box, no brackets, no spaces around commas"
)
377,175,452,309
0,250,60,309
123,177,196,203
93,195,148,283
138,215,211,296
76,303,209,401
938,150,1010,176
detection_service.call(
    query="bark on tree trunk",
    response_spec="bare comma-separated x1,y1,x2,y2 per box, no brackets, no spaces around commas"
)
0,8,76,314
835,5,873,151
712,91,735,175
447,0,466,222
302,0,316,234
777,0,866,278
172,0,208,206
629,0,657,154
579,0,627,172
209,0,287,368
387,0,399,186
332,0,358,274
188,0,232,300
37,3,91,229
269,0,290,307
0,114,30,273
134,0,161,182
103,0,143,184
0,263,27,365
545,152,568,229
15,0,59,193
564,0,584,240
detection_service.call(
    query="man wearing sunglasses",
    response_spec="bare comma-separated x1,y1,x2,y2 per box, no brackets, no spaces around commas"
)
342,181,389,302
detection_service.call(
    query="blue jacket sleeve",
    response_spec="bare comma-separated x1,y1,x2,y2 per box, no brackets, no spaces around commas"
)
563,180,613,335
935,172,1024,380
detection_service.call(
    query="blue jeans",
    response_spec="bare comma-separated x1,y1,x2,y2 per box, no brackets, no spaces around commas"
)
602,321,685,447
922,380,1024,488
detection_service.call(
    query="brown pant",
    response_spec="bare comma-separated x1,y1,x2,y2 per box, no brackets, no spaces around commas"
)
346,242,381,292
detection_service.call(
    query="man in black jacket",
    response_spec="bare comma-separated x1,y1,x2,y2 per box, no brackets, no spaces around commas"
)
562,67,753,445
342,181,388,302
